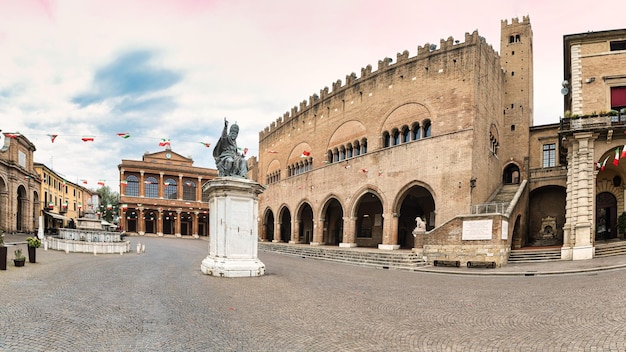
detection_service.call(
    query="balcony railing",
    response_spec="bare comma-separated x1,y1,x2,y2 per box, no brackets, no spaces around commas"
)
470,202,509,215
560,114,626,133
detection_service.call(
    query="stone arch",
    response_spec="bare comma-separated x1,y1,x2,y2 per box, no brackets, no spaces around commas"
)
528,185,566,247
503,162,521,184
393,182,437,248
349,185,387,217
262,207,275,242
288,142,313,165
278,204,292,243
380,102,432,137
320,194,345,245
0,175,7,231
295,200,314,244
16,184,27,232
266,159,281,175
351,189,385,248
327,120,367,151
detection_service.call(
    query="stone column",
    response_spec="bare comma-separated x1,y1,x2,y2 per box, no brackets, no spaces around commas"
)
290,219,300,244
193,211,199,238
139,171,145,197
157,208,163,236
137,207,145,235
562,132,596,260
379,212,399,250
272,216,281,243
175,209,182,237
311,217,324,245
159,172,165,199
340,216,357,247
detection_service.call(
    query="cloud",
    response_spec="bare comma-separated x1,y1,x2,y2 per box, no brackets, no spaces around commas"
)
72,50,182,111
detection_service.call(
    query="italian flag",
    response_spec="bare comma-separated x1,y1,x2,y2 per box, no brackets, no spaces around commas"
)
601,157,609,171
159,138,170,147
301,150,311,158
621,145,626,159
117,132,131,139
48,134,58,143
97,180,105,186
614,148,620,166
120,180,128,185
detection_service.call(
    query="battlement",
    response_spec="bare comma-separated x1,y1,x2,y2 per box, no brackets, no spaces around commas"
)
259,29,496,140
501,16,531,28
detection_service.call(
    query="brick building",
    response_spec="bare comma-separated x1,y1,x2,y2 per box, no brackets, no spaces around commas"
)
0,132,40,234
118,147,217,237
254,18,626,265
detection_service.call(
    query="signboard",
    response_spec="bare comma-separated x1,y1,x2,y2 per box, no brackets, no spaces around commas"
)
462,219,493,240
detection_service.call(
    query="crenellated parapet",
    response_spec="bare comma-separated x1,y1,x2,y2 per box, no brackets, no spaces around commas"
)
501,15,531,28
259,29,499,141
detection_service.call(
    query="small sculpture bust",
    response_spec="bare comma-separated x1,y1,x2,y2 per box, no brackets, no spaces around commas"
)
213,118,248,178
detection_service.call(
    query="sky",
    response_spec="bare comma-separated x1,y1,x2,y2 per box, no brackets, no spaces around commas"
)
1,0,625,190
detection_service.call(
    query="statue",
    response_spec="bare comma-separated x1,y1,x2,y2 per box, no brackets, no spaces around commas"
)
213,118,248,178
412,216,426,237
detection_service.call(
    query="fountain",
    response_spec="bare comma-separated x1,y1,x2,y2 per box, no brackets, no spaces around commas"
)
47,205,130,254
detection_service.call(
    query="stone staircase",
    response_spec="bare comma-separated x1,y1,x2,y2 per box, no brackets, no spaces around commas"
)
472,184,520,214
258,242,427,271
595,240,626,257
508,247,562,263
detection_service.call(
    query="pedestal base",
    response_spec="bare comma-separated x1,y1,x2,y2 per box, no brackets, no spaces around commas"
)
201,256,265,277
339,242,357,248
378,244,400,250
572,245,594,260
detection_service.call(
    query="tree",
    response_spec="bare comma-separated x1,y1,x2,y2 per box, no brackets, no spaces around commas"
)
96,185,119,223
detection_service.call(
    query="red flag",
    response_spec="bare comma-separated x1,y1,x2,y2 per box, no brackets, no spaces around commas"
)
48,134,58,143
199,142,211,148
82,137,94,142
243,148,248,156
81,179,88,184
97,180,105,186
301,150,310,158
361,168,368,173
6,133,20,139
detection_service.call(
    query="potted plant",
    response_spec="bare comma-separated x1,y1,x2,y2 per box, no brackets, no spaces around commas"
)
0,230,6,271
14,249,25,267
26,236,41,263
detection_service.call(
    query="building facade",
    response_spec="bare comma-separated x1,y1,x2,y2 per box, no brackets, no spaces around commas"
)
0,132,40,234
118,147,217,237
254,18,626,265
34,163,94,232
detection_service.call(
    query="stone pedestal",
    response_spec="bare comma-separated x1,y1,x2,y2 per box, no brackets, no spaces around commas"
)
201,177,266,278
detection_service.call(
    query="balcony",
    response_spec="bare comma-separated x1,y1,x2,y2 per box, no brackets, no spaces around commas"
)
560,113,626,135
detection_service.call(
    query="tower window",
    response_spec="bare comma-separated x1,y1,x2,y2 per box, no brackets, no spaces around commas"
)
610,40,626,51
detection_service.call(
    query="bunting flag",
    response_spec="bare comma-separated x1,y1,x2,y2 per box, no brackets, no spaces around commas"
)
267,150,278,154
120,180,128,185
121,204,128,210
144,181,152,184
601,157,609,171
6,133,20,139
159,138,170,147
614,148,621,166
48,134,58,143
164,182,170,186
596,160,602,169
24,175,31,180
622,145,626,159
243,147,248,156
360,168,368,174
117,132,131,139
301,150,311,158
199,142,211,148
97,180,105,186
81,136,94,142
81,179,88,184
106,204,113,210
378,169,384,177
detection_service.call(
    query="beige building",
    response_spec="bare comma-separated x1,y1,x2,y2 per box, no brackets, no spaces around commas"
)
33,163,94,232
254,18,626,265
0,132,40,234
118,147,217,237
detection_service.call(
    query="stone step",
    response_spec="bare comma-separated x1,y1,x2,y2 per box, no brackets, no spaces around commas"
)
508,248,561,263
595,241,626,257
259,243,426,270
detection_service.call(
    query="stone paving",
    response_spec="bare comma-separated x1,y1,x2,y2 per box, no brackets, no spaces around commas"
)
1,233,626,351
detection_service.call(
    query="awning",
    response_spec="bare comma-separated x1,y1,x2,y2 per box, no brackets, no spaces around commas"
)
43,211,72,221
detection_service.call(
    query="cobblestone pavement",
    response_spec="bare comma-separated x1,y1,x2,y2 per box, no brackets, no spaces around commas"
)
1,234,626,351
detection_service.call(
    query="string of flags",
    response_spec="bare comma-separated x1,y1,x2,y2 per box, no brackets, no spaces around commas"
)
4,131,217,150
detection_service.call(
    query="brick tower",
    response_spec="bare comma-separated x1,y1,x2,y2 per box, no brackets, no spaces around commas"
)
500,16,534,178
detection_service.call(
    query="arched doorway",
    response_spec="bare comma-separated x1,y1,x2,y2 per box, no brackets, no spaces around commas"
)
162,210,175,235
596,192,618,240
279,208,291,243
503,164,521,184
396,185,436,249
0,177,7,231
145,210,157,234
354,191,384,248
264,209,275,242
16,185,26,232
322,198,343,245
126,208,138,232
298,203,314,244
